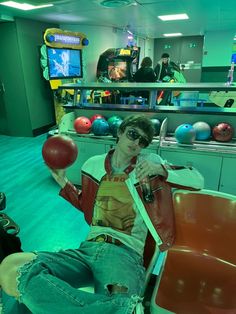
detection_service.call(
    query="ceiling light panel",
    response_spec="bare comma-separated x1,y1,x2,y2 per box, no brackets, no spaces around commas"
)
163,33,183,37
158,13,189,21
0,1,53,10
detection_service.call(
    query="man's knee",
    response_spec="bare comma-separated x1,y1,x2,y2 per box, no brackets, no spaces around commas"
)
0,252,36,297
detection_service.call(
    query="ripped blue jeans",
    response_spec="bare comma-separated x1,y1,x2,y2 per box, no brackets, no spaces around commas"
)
10,241,145,314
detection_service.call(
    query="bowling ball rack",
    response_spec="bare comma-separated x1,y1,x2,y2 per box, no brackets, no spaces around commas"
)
162,135,236,152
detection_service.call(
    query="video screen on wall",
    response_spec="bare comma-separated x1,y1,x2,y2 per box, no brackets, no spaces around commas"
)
108,60,127,81
47,47,83,80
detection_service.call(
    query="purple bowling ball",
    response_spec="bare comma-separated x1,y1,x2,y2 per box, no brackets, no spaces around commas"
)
192,121,211,141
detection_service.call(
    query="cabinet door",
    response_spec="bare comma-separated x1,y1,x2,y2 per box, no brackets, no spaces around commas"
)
160,150,222,191
66,139,106,185
219,157,236,195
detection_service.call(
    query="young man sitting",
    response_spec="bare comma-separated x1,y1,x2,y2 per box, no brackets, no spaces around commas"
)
0,115,204,314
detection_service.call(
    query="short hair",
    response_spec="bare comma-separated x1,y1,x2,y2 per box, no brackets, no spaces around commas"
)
118,114,155,144
161,53,170,58
141,57,152,68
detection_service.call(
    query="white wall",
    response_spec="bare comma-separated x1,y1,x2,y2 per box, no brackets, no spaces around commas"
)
202,30,235,67
137,37,154,65
62,24,154,82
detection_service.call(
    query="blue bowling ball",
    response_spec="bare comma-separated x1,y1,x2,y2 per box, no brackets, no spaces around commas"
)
175,123,196,144
151,118,161,136
192,121,211,141
110,119,123,137
107,115,122,126
91,118,110,136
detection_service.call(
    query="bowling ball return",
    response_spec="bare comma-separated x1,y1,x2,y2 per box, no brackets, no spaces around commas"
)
0,192,20,235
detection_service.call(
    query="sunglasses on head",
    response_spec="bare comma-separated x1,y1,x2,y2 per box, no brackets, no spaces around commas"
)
126,129,149,148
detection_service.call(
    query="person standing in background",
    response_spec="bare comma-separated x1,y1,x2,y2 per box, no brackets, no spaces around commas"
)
133,57,156,82
154,53,180,82
133,57,156,101
154,53,184,105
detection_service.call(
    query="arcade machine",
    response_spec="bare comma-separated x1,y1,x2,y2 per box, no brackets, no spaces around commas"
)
40,28,89,126
96,47,141,104
97,47,140,82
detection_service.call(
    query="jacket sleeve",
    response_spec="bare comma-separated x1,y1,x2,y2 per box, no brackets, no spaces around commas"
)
143,153,204,190
154,63,160,78
163,163,204,190
59,182,83,212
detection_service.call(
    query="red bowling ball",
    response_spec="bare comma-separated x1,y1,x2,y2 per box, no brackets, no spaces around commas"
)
212,122,234,142
42,135,78,169
90,114,105,124
74,116,91,134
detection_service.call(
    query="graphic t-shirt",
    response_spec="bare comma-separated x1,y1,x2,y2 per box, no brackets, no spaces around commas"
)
86,171,148,256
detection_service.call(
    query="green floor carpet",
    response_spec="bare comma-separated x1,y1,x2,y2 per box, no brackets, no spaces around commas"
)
0,134,89,252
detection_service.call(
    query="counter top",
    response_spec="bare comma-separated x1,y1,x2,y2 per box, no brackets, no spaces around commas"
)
59,82,236,92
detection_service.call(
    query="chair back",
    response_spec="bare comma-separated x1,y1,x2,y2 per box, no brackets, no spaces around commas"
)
151,189,236,314
173,189,236,264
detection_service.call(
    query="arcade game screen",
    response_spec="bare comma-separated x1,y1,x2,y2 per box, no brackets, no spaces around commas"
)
47,47,83,79
108,60,127,81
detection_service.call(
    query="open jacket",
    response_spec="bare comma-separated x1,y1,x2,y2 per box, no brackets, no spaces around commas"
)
60,149,204,251
154,60,180,81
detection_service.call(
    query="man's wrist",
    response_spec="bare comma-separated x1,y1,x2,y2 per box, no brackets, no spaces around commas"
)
154,164,167,177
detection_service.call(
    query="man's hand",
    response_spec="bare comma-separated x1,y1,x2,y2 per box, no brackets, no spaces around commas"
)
135,160,166,181
50,168,68,188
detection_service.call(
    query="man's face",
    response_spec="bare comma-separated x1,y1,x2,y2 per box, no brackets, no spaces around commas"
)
117,126,149,158
162,57,169,64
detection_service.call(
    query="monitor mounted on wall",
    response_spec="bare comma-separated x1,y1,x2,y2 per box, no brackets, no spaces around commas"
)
47,47,83,80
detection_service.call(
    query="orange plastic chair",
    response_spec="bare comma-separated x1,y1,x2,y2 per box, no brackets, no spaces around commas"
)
150,189,236,314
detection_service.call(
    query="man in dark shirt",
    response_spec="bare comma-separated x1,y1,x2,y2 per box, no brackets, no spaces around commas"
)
154,53,179,82
154,53,180,105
